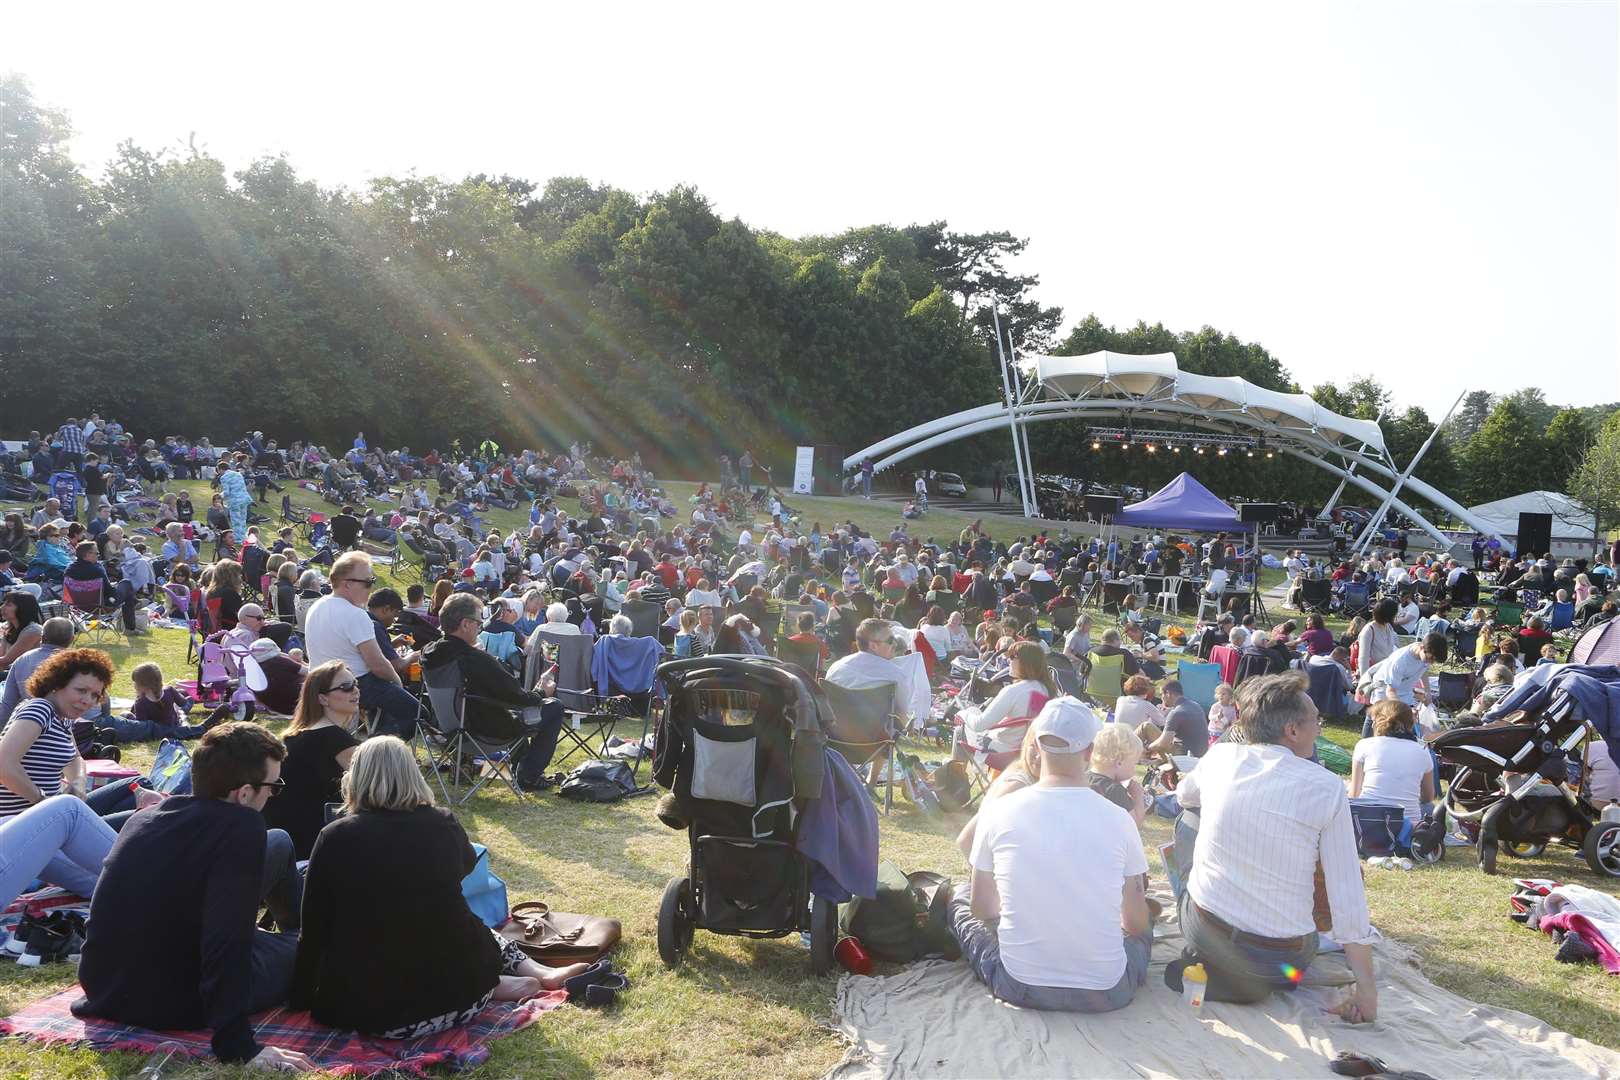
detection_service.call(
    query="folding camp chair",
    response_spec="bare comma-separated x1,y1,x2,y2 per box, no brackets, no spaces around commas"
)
620,598,664,639
62,579,127,648
821,680,901,814
1175,660,1221,709
1494,601,1524,626
1084,650,1125,706
1435,671,1474,712
1233,651,1271,686
776,635,824,679
1299,578,1332,614
1047,652,1084,698
419,658,530,806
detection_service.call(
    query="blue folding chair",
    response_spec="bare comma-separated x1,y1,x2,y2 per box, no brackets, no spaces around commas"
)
1175,661,1221,710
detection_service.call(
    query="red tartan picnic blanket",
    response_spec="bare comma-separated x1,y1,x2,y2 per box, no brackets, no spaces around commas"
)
0,986,567,1076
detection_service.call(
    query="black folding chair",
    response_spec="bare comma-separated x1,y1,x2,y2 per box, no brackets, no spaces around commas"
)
776,636,823,679
621,598,664,639
419,660,531,806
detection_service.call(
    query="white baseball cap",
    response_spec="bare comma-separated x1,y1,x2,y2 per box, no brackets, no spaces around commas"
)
1028,697,1103,754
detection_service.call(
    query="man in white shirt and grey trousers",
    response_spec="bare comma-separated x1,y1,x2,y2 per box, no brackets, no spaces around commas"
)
1171,672,1378,1023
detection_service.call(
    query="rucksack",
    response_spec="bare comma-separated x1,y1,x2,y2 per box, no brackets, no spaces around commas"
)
558,759,636,803
838,860,959,963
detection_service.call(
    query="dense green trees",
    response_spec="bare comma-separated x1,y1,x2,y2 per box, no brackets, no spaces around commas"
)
0,75,1610,517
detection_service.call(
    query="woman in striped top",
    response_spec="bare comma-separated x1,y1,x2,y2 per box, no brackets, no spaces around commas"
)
0,649,162,825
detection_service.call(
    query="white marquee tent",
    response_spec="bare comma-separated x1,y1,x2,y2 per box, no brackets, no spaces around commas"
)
1464,491,1598,555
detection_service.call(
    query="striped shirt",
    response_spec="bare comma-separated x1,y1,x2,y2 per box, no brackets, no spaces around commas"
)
0,699,81,819
55,424,86,455
1177,741,1374,945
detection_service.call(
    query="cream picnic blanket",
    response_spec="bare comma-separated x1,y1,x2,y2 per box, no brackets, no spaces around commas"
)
829,920,1620,1079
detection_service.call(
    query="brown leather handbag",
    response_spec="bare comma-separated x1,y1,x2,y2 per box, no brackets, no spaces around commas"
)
499,901,621,965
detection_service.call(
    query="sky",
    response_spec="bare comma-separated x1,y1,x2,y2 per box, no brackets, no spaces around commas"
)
6,0,1616,416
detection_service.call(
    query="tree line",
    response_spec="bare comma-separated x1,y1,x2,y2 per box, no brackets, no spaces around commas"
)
1,75,1612,528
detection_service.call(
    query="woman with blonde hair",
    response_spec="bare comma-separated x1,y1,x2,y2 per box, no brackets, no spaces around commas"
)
262,661,359,859
291,737,594,1037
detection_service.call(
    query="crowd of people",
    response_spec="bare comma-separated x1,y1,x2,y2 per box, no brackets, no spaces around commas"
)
1,412,1618,1066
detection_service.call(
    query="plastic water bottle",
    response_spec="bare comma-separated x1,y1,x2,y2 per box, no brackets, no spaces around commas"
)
133,1042,186,1079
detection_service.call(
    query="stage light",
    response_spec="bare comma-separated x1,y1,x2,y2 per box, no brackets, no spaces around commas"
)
1146,444,1156,453
1171,445,1181,453
1217,447,1227,456
1195,446,1204,454
1247,449,1255,457
1091,441,1101,450
1266,451,1274,459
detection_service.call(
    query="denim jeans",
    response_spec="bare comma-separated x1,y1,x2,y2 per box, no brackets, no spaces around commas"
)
515,701,565,786
0,794,116,904
358,673,419,738
100,715,206,744
262,827,303,932
949,893,1151,1012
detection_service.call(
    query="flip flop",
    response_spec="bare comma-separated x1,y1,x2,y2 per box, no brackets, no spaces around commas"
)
582,981,624,1007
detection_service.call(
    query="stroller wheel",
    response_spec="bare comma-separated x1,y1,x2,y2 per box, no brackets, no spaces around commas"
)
1478,840,1497,876
809,894,837,976
657,877,695,968
1583,822,1620,878
1501,840,1547,859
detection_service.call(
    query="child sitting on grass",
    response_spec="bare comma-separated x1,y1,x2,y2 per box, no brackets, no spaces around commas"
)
1088,723,1148,826
98,662,213,744
1207,683,1237,741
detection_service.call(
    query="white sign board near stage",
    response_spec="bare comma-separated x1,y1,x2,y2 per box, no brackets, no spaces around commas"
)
793,446,815,494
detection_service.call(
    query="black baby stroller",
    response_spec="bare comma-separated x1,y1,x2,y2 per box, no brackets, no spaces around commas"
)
652,655,839,974
1415,682,1620,877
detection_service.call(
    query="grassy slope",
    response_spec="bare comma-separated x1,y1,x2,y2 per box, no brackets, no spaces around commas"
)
0,480,1614,1078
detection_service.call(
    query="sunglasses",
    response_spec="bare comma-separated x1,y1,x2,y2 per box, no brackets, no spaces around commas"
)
253,777,287,796
343,577,377,588
325,679,359,693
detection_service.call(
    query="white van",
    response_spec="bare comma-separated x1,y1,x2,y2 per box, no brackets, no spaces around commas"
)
931,471,967,498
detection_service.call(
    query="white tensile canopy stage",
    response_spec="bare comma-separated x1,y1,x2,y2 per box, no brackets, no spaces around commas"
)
844,348,1501,554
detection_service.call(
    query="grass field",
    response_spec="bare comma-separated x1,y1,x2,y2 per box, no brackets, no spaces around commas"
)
0,479,1615,1078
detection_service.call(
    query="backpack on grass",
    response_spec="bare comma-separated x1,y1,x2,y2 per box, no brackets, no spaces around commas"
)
558,759,636,803
838,860,959,963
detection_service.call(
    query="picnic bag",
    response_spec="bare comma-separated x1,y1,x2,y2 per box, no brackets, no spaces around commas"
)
498,900,621,965
558,759,636,803
461,843,510,928
148,738,193,795
838,860,959,963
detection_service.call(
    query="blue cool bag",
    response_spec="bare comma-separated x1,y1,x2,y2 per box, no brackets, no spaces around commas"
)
149,739,193,795
461,843,510,928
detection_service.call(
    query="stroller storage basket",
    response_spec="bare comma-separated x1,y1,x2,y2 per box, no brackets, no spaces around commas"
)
694,835,801,934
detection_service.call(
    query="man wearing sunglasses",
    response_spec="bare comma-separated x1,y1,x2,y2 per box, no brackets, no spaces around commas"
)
75,722,315,1071
304,552,418,738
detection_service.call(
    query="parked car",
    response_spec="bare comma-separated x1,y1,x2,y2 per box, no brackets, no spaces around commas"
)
930,471,967,498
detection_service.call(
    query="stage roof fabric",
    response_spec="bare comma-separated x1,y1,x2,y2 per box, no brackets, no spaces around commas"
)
1016,351,1388,454
1116,472,1246,532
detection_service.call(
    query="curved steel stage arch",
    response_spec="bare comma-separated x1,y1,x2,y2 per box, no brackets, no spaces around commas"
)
843,351,1498,550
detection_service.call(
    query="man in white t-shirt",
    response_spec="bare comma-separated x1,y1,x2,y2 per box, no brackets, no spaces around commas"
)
303,551,418,737
952,697,1152,1011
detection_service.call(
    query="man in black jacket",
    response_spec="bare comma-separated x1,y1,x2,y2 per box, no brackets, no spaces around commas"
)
422,593,564,792
74,723,310,1070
